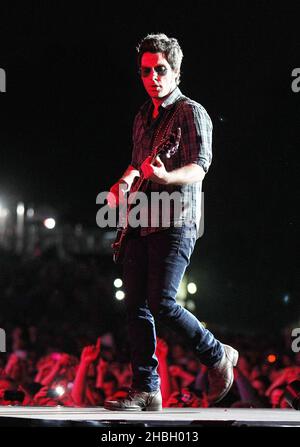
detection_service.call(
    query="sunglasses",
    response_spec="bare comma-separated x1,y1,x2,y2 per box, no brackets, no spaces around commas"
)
139,65,168,78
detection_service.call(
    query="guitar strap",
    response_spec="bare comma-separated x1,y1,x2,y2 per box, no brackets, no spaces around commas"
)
150,95,188,154
136,96,187,196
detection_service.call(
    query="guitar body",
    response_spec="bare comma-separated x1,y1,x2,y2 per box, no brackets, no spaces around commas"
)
112,176,140,264
112,227,128,264
111,128,182,264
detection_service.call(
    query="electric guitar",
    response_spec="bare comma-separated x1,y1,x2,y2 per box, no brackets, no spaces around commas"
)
112,127,182,264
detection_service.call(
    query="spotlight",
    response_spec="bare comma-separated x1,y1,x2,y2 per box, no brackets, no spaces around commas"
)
55,385,65,397
284,380,300,410
115,290,125,300
114,278,123,288
187,282,197,294
44,218,56,229
267,354,277,364
27,208,34,218
17,203,25,216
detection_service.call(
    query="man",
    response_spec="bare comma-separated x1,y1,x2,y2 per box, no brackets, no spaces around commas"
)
104,33,238,411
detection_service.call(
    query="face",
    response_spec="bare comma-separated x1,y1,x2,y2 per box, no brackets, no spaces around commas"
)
140,52,178,100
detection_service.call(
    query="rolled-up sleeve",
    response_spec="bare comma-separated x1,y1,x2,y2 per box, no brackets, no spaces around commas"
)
179,103,213,173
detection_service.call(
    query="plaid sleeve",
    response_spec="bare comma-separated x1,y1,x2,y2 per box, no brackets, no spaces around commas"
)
179,102,213,173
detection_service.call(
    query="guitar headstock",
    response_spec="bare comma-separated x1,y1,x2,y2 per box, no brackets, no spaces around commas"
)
155,127,181,159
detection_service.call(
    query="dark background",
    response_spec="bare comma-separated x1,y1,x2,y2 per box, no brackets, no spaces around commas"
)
0,2,298,332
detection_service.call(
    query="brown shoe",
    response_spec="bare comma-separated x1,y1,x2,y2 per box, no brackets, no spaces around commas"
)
207,344,239,404
104,388,162,411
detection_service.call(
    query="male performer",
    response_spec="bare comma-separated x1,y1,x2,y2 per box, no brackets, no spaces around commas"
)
104,33,238,410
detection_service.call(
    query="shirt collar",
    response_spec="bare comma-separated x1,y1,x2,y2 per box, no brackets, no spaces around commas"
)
160,86,183,109
140,87,184,128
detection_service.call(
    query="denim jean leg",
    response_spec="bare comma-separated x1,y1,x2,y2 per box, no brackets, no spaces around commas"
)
123,234,160,392
147,226,224,367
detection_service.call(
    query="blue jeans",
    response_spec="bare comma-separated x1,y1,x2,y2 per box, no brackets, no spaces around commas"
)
123,224,224,392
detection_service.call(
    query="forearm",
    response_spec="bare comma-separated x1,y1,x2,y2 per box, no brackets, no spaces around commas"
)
157,358,172,404
71,362,89,405
34,370,44,383
166,163,205,185
96,362,109,388
120,165,140,188
179,370,196,387
4,362,15,377
40,364,61,386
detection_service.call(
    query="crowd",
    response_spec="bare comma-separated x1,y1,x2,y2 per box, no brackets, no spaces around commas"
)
0,251,299,408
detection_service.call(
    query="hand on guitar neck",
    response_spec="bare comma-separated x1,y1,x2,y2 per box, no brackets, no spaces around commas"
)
107,128,181,210
110,128,182,264
141,154,169,185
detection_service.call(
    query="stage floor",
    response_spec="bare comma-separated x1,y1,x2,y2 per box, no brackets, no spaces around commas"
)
0,407,299,427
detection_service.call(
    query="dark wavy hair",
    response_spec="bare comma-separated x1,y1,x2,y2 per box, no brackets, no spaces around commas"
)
136,33,184,85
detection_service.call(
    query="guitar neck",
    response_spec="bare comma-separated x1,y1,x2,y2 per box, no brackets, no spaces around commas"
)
131,150,159,194
118,130,180,231
131,171,147,193
130,154,156,192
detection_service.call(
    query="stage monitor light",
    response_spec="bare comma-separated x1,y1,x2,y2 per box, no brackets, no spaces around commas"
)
267,354,277,364
187,282,197,294
115,290,125,300
44,218,56,229
17,203,25,216
27,208,34,218
283,294,290,304
0,207,8,218
114,278,123,288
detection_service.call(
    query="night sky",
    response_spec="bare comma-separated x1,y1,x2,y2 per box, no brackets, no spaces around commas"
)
0,2,298,331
